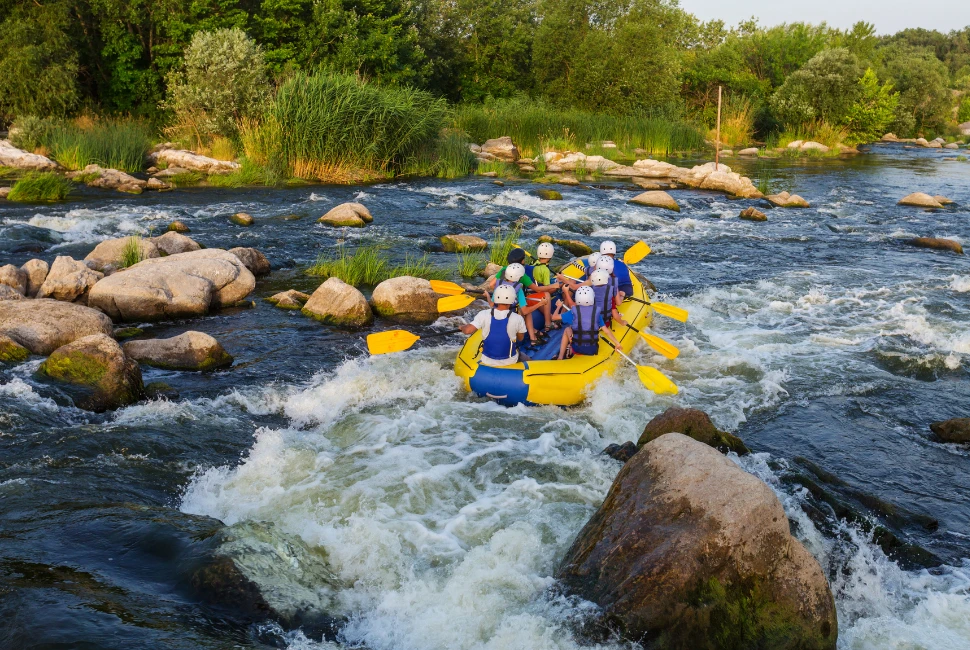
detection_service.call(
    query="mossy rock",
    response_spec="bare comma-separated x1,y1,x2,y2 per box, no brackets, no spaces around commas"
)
535,189,563,200
39,334,143,411
145,382,180,400
113,327,144,340
537,235,593,257
637,406,749,455
167,220,191,233
230,212,254,226
0,334,29,363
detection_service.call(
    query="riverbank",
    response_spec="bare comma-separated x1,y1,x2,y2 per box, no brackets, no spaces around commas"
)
2,146,970,649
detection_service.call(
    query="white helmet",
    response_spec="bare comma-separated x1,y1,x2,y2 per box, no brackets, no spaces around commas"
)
492,284,517,305
587,252,601,269
590,269,611,286
600,240,617,255
504,263,526,283
596,256,614,273
536,242,555,259
575,286,596,306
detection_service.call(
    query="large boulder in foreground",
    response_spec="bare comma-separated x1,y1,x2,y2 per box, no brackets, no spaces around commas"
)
84,236,161,271
87,249,256,321
302,278,372,327
0,299,113,355
123,331,233,371
930,418,970,443
0,285,25,301
370,276,439,324
637,407,749,455
37,256,103,302
39,333,143,411
152,231,201,256
228,247,271,276
557,433,837,649
190,520,344,637
898,192,944,209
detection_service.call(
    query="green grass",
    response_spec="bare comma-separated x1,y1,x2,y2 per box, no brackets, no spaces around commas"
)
454,97,706,158
476,160,519,177
119,236,144,268
399,131,477,179
206,158,281,187
306,243,448,286
167,171,205,186
456,250,487,278
488,221,524,266
43,119,152,172
7,172,72,202
0,166,20,179
254,71,449,182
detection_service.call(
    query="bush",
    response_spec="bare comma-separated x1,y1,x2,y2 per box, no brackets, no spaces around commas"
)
165,28,270,146
958,96,970,123
8,172,72,202
9,116,63,152
711,96,756,147
880,45,951,137
771,48,862,128
843,69,899,143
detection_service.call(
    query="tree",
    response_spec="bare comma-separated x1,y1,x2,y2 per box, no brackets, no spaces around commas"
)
0,2,79,122
165,28,271,142
770,48,862,127
843,68,899,142
879,44,951,136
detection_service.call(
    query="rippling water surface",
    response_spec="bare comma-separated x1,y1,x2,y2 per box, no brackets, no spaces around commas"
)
2,145,970,649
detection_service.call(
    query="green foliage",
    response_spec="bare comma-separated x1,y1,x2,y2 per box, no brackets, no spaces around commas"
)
205,158,281,187
844,69,899,143
399,131,477,178
268,71,449,180
488,221,524,265
0,3,79,121
306,243,447,285
9,116,63,152
456,250,487,278
119,236,144,269
165,28,271,145
771,48,862,128
8,172,72,202
475,160,519,177
44,119,153,172
880,44,952,137
957,96,970,123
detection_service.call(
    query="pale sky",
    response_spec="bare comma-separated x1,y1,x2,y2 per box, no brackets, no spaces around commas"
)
679,0,970,35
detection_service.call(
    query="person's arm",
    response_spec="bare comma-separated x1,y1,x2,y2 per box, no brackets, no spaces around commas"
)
460,323,478,335
601,324,621,348
612,306,627,326
520,293,549,315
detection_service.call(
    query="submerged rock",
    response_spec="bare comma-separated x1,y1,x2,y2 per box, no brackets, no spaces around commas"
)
766,191,810,208
0,299,113,355
906,237,963,254
302,278,372,326
602,441,638,463
370,276,439,324
629,190,680,212
318,202,373,227
167,220,191,233
20,259,49,297
536,189,563,200
440,234,488,252
38,256,103,303
191,520,344,638
228,247,271,276
739,206,767,221
267,289,310,310
0,139,60,171
84,236,161,271
933,195,954,205
230,212,254,226
637,406,749,455
0,334,30,362
87,249,256,321
0,264,28,295
557,433,837,649
152,231,202,256
124,331,233,371
930,418,970,443
40,333,143,411
898,192,944,209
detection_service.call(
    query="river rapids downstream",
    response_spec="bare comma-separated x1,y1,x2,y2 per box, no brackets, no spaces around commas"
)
2,145,970,649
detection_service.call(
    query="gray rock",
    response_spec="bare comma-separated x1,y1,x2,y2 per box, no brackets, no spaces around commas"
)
228,247,271,276
149,149,240,174
0,299,113,354
67,164,147,194
0,285,25,301
20,259,49,297
0,264,28,295
480,136,520,162
0,139,60,171
317,202,373,228
123,331,233,371
267,289,311,310
370,276,439,324
302,278,372,326
629,190,680,212
84,236,160,271
38,256,103,302
152,231,202,256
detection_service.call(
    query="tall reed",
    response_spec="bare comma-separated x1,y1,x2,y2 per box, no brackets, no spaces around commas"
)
306,243,447,285
488,221,524,265
7,172,72,202
44,119,153,172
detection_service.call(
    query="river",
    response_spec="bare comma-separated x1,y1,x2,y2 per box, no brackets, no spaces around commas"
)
1,145,969,649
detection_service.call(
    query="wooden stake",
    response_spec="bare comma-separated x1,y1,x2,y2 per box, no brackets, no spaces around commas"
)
715,85,722,171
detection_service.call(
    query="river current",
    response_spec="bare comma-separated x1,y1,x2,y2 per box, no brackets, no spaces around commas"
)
2,145,970,649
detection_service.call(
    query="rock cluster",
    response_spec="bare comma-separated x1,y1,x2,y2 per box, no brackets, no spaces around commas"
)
473,136,520,163
787,140,830,153
766,191,810,208
267,290,311,310
67,165,170,194
0,299,113,355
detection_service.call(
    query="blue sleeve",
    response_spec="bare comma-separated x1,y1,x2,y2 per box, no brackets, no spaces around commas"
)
517,288,526,308
561,311,574,327
614,261,633,294
596,314,606,329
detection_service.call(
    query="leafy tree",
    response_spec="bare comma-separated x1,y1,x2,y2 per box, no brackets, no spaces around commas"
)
958,96,970,123
770,48,862,127
0,2,79,121
843,68,899,142
165,28,271,142
879,44,951,136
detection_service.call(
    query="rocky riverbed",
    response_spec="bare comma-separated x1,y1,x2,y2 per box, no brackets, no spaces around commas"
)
1,144,970,649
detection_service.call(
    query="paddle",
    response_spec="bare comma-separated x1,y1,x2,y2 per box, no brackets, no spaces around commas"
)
613,347,679,395
625,323,680,359
625,297,689,323
430,280,487,297
366,328,461,355
438,294,479,312
622,241,651,265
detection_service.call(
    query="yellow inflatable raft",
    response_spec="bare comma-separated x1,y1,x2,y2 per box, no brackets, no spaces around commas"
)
453,268,652,406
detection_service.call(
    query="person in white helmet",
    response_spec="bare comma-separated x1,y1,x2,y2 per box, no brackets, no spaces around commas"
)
459,284,529,366
556,285,621,360
525,241,560,333
598,240,633,301
588,267,626,327
492,262,545,344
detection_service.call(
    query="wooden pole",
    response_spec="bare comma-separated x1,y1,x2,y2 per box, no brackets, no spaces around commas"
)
715,86,722,171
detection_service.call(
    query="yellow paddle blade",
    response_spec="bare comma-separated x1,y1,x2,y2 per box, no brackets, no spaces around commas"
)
639,332,680,359
623,241,651,265
429,280,467,296
438,294,477,312
650,301,688,323
637,366,679,395
366,330,421,355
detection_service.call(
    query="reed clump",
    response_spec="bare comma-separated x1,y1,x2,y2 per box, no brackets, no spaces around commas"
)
488,221,524,266
306,243,447,286
7,172,72,202
11,117,153,172
119,236,144,268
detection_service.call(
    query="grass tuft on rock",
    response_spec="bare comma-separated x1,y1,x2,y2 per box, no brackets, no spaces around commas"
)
306,243,447,286
8,172,72,202
456,250,487,278
488,221,524,266
119,236,144,269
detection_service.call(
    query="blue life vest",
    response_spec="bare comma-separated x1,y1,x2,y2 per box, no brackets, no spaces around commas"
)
571,305,600,355
482,309,518,361
592,283,615,323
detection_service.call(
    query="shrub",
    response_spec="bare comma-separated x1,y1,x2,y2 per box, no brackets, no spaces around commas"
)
958,97,970,123
843,69,899,143
771,48,862,128
165,28,270,146
7,172,71,202
880,44,951,137
9,116,63,152
711,96,756,147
